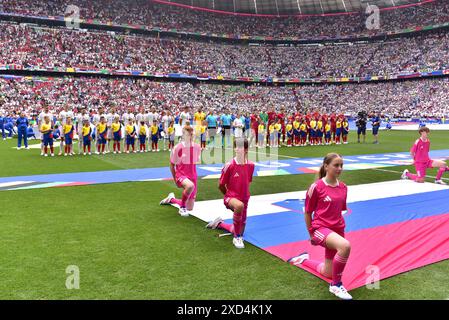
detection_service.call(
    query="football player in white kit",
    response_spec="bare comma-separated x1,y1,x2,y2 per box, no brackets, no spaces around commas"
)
105,107,116,154
161,110,173,151
92,106,104,154
145,108,154,128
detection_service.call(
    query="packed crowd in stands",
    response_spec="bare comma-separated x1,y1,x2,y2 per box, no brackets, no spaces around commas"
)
1,76,448,121
1,0,448,39
2,75,447,155
1,22,449,79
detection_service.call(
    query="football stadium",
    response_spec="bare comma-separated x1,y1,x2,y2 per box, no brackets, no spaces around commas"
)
1,0,449,302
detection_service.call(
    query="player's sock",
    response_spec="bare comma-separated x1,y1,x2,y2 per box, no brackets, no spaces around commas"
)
217,221,233,233
436,167,446,181
332,254,348,286
233,212,243,236
88,146,91,153
406,172,418,181
169,198,183,206
44,146,48,154
50,146,54,153
301,259,325,274
181,189,192,207
102,144,105,153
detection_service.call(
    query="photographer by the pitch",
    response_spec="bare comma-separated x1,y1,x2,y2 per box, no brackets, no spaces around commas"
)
355,111,367,143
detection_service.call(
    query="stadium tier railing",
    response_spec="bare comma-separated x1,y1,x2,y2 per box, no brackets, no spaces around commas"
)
1,64,449,85
1,11,449,44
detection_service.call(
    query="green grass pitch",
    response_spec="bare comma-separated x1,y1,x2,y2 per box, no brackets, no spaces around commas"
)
1,130,448,299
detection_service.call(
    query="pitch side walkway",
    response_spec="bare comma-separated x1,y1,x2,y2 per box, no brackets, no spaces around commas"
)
1,149,449,191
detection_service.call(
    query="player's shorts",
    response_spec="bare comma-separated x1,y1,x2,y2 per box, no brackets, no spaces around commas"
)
43,136,53,146
98,136,107,145
325,132,331,139
65,134,73,145
342,129,349,135
372,126,379,135
293,129,300,136
222,125,231,136
201,134,206,142
126,136,135,145
300,131,307,138
317,131,323,138
83,136,91,146
151,135,159,143
224,197,248,222
309,130,316,138
175,176,197,199
357,127,366,135
311,227,345,260
207,127,217,137
139,135,147,144
287,132,292,138
169,134,175,142
336,128,342,136
113,132,121,141
415,160,434,179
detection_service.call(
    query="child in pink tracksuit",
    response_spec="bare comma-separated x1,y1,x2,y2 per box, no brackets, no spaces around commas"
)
159,124,202,217
205,138,255,249
402,126,448,184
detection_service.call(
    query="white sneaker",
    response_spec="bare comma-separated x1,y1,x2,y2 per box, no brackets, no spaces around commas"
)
83,152,86,156
44,154,48,157
329,283,353,300
126,151,130,154
25,147,29,150
287,252,309,266
232,236,245,249
89,152,92,155
160,192,175,205
401,169,409,180
113,151,117,154
51,154,54,157
41,152,44,156
157,149,160,152
435,179,447,185
118,151,121,154
178,207,189,217
206,217,223,229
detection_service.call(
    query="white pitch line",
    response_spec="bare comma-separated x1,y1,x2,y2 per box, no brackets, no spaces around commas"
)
370,168,449,181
